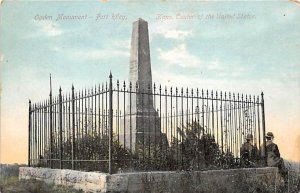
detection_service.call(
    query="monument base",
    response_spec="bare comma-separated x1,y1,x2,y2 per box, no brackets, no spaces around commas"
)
119,131,168,153
120,111,168,152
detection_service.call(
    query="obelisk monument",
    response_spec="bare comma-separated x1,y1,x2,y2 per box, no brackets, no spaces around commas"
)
129,18,155,113
120,18,164,152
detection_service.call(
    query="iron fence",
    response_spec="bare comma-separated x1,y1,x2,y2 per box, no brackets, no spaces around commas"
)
28,73,266,174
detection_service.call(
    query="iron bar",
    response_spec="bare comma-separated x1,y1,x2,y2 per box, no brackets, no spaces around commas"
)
28,100,32,166
129,82,133,169
261,92,267,166
59,88,63,169
257,96,261,157
108,73,113,174
72,85,75,170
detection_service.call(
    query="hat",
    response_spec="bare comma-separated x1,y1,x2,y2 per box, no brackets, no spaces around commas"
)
246,133,253,140
266,132,274,138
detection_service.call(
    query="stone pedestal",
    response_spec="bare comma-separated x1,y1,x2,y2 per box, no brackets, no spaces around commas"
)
120,111,168,151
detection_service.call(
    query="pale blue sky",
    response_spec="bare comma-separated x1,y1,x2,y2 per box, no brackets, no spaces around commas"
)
1,0,300,163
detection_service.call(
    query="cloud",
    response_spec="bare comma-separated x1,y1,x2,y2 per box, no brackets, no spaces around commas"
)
0,53,4,63
85,40,130,60
157,44,252,78
36,21,63,37
49,39,130,61
84,49,129,60
164,29,192,39
149,21,192,40
51,46,61,52
157,44,201,68
206,59,223,71
113,39,131,50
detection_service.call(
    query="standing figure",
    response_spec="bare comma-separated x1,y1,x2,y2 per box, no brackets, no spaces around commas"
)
265,132,287,181
240,133,258,167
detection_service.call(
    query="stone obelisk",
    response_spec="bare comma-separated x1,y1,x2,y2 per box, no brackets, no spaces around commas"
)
129,18,155,113
120,18,164,152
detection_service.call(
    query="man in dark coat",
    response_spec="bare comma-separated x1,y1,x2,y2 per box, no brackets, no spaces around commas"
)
265,132,287,181
240,133,258,167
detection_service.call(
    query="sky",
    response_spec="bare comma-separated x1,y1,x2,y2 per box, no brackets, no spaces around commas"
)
0,0,300,164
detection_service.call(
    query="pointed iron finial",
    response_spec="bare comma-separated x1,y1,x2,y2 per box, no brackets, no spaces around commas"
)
49,73,52,96
261,92,264,103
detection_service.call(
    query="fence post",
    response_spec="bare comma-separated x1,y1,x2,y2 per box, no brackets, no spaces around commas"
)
49,89,53,168
72,85,75,170
109,72,113,174
28,100,32,167
261,92,267,166
59,87,63,169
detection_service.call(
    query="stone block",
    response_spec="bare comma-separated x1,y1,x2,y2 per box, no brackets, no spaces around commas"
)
19,167,278,193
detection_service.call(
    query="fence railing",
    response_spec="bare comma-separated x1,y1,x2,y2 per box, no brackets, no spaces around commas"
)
28,73,266,174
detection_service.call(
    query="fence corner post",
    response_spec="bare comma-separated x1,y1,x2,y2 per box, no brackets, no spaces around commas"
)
59,87,63,169
261,91,267,166
72,85,75,170
109,72,113,174
49,90,53,168
28,100,32,167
